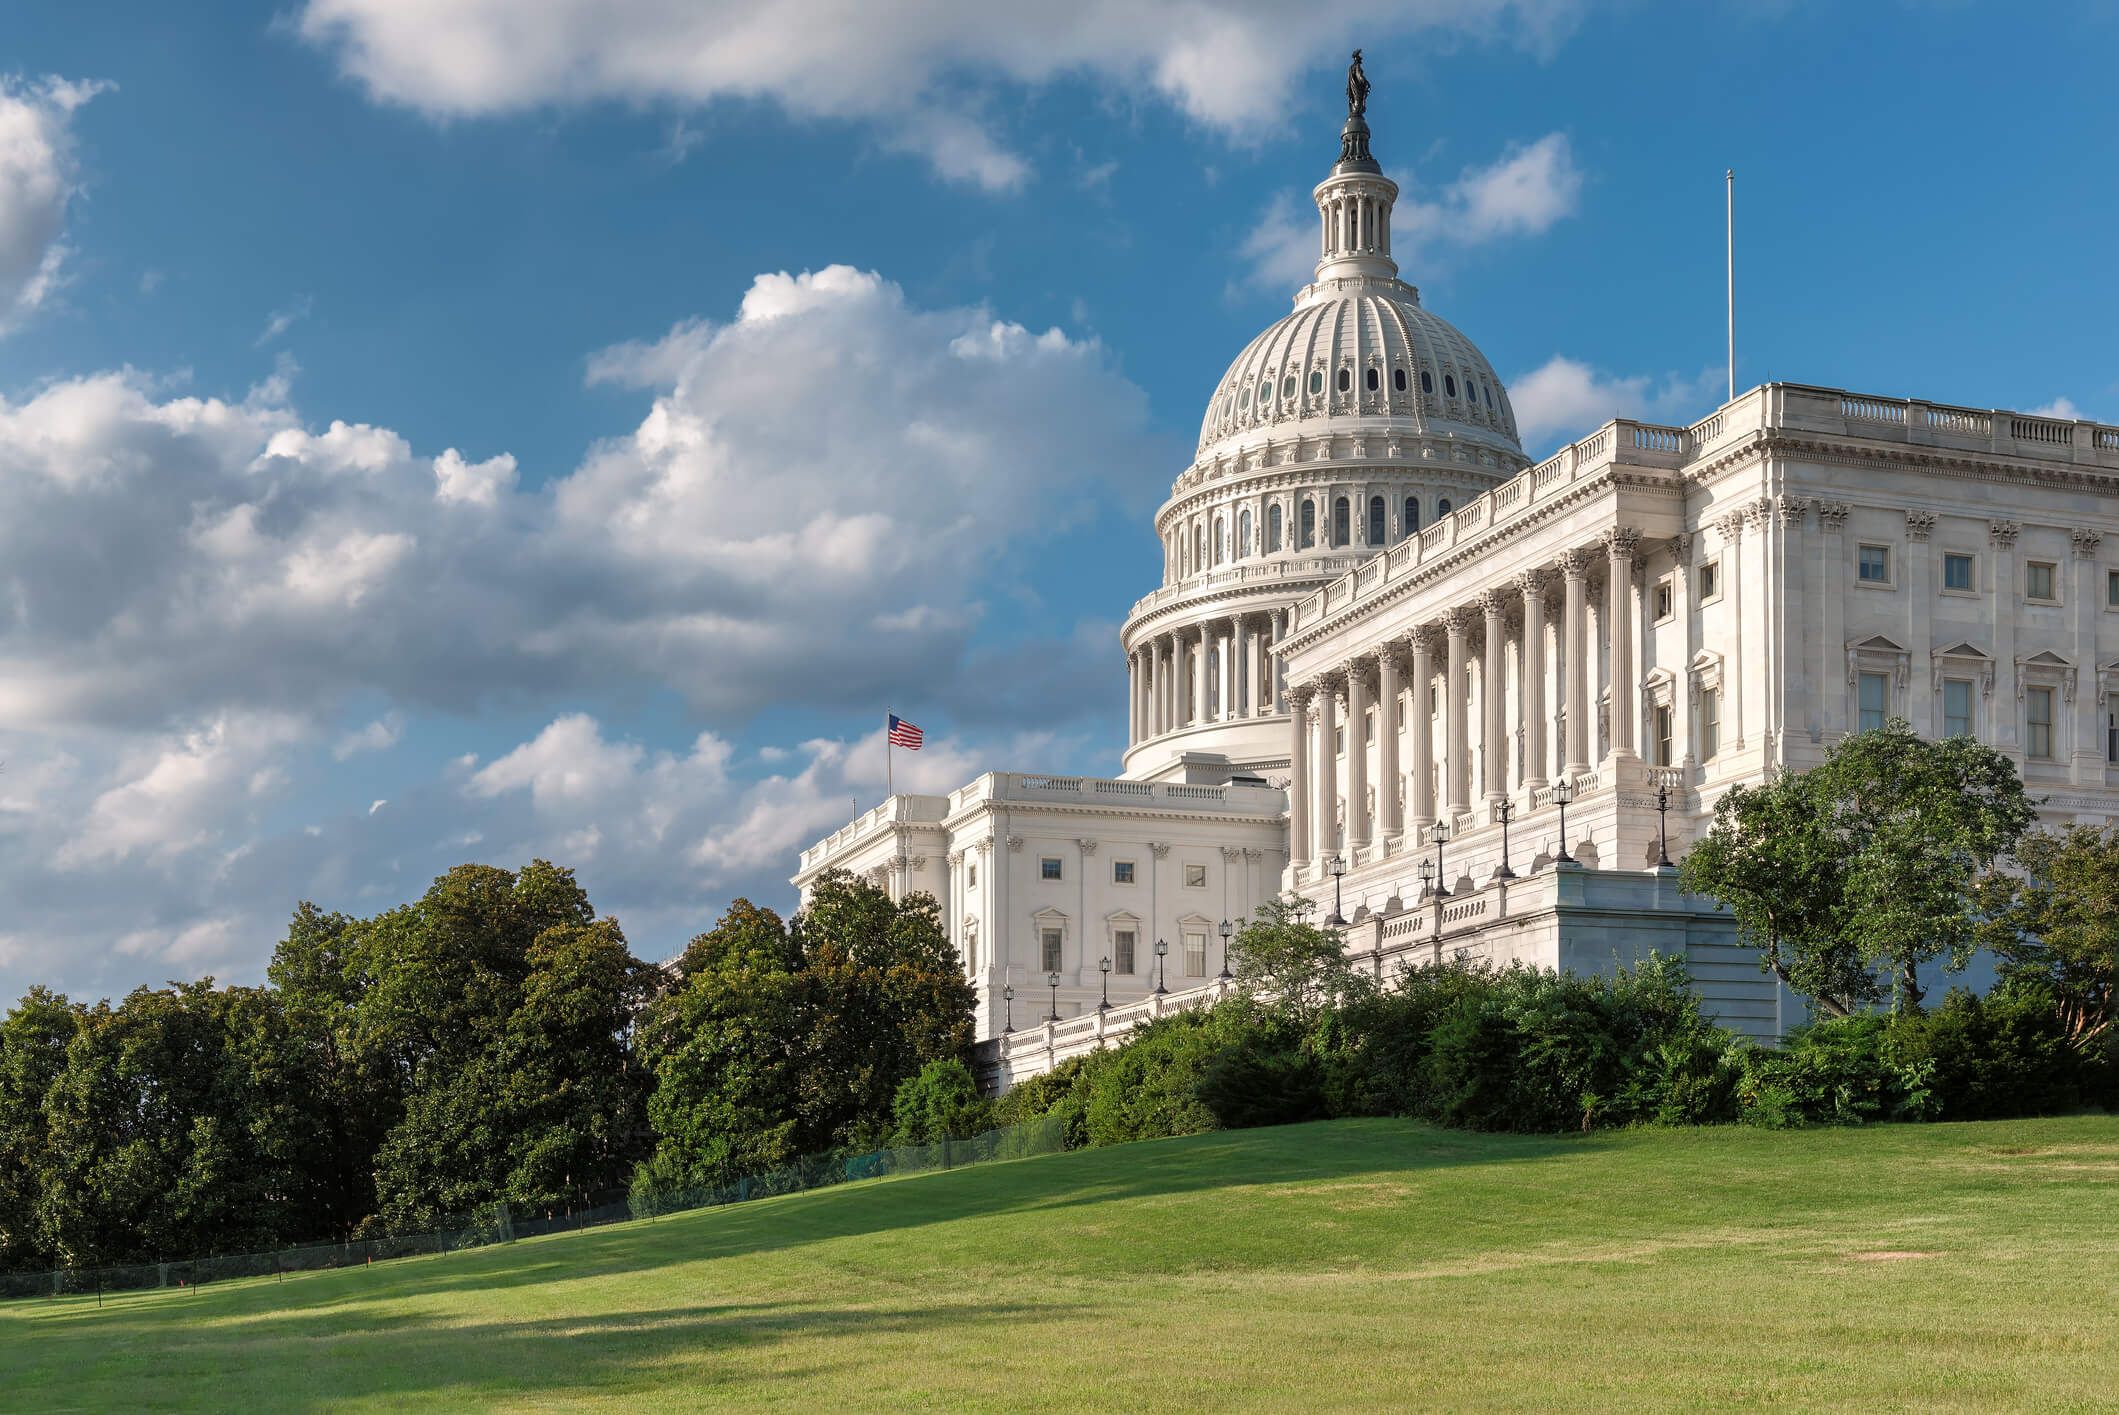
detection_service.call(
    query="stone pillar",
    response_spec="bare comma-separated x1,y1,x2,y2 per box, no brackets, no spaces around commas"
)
1316,679,1340,865
1377,644,1402,843
1562,551,1591,776
1519,571,1549,790
1444,609,1471,817
2075,530,2105,783
1287,688,1311,871
1604,528,1640,761
1990,520,2021,751
1128,650,1141,744
1346,658,1372,854
1192,625,1210,729
1234,616,1252,718
1410,626,1437,831
1481,589,1508,802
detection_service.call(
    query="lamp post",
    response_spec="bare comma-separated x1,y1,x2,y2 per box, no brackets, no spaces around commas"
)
1493,799,1517,881
1432,819,1452,898
1654,772,1674,870
1002,983,1014,1034
1098,955,1112,1012
1153,937,1169,996
1417,857,1435,902
1325,853,1348,926
1046,970,1061,1023
1552,777,1575,866
1217,919,1234,981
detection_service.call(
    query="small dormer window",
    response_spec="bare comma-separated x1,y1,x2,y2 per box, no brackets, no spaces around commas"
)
1484,383,1494,407
1336,368,1351,392
1420,370,1434,394
1239,386,1250,410
1309,370,1323,395
1365,368,1379,391
1445,375,1458,399
1258,380,1271,405
1282,375,1296,400
1393,367,1407,392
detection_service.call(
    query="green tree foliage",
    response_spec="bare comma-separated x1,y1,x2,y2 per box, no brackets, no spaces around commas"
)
1229,896,1375,1023
0,988,84,1269
1975,825,2119,1050
889,1059,993,1145
1683,720,2034,1014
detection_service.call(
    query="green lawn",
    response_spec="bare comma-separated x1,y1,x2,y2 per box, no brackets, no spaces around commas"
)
5,1116,2116,1411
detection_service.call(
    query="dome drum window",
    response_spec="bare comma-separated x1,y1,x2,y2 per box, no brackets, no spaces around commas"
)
1364,368,1379,392
1420,370,1434,394
1308,370,1323,396
1393,368,1407,392
1282,375,1296,400
1335,368,1351,393
1445,375,1458,399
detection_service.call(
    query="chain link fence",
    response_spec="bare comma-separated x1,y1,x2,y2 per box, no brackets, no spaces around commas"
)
0,1113,1067,1305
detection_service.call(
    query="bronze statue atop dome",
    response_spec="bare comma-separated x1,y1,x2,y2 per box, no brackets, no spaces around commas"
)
1335,50,1378,171
1347,50,1369,118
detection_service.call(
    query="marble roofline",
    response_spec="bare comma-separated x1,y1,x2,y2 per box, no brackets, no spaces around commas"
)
794,771,1286,879
1280,382,2119,652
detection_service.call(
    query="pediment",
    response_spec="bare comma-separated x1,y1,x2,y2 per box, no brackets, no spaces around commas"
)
1852,634,1908,654
2022,650,2072,668
1934,641,1991,661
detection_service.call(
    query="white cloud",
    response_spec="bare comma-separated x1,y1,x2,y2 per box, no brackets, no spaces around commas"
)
255,294,313,346
55,713,306,869
0,75,108,333
333,712,403,760
2029,397,2082,420
1508,355,1724,454
432,446,517,505
295,1,1588,188
1236,131,1583,291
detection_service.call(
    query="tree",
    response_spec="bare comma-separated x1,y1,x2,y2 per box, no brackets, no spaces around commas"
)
0,987,83,1269
1976,825,2119,1049
1229,895,1375,1023
1683,721,2035,1015
889,1059,992,1145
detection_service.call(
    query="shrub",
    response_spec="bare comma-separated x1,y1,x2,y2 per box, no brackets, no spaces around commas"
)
1196,1023,1322,1130
1736,1015,1935,1128
1881,985,2083,1121
889,1059,994,1145
1078,1010,1237,1148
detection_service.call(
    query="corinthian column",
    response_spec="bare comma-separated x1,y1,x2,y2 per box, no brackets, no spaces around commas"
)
1410,625,1438,831
1316,678,1340,865
1480,590,1508,804
1562,550,1591,776
1377,644,1402,843
1346,658,1372,854
1518,570,1549,791
1444,609,1471,818
1192,625,1210,729
1287,687,1312,871
1604,528,1640,761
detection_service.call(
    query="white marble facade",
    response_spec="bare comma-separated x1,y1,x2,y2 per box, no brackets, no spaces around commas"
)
798,97,2119,1052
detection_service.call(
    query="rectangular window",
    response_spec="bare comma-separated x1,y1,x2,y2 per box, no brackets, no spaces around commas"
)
1184,863,1207,888
1364,708,1375,744
2028,686,2055,760
2027,561,2058,603
1335,725,1346,755
1653,578,1674,622
1698,560,1721,603
1943,679,1973,739
1040,927,1062,973
968,862,977,888
1943,552,1975,592
1699,688,1720,761
1857,544,1891,584
1112,859,1135,885
1858,672,1889,732
1039,856,1062,881
2108,569,2119,608
1114,930,1136,974
1183,930,1207,977
2108,709,2118,765
1653,703,1673,766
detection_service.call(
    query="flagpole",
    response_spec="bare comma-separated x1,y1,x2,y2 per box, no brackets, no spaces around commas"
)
1726,168,1735,404
886,709,893,800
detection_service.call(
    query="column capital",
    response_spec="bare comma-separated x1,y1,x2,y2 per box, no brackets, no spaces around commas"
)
1560,547,1593,579
1286,681,1315,709
1905,509,1936,542
1814,502,1849,534
2074,528,2104,559
1989,518,2020,547
1675,531,1695,560
1442,605,1473,637
1478,587,1509,620
1779,497,1811,529
1514,567,1553,599
1601,526,1641,557
1410,622,1443,656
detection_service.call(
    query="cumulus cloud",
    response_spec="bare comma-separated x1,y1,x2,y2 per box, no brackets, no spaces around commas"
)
0,75,108,332
333,712,403,760
294,1,1588,188
54,713,307,869
2029,397,2083,420
1236,132,1583,291
1508,355,1725,454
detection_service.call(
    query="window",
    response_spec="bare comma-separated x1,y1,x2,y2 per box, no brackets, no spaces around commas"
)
1112,860,1135,885
968,861,977,888
1335,724,1345,755
1239,509,1252,557
1484,383,1495,408
1333,497,1350,546
1183,930,1207,977
2108,569,2119,608
1943,679,1973,738
1943,552,1975,592
1699,688,1721,761
1040,928,1062,973
1437,497,1453,517
1299,500,1316,549
1404,497,1420,537
1445,375,1458,399
1367,495,1386,545
1858,544,1891,584
1267,503,1283,552
1194,526,1204,570
1858,672,1889,732
1653,703,1673,766
1282,375,1295,400
2109,708,2118,764
1365,367,1379,391
1393,367,1407,392
1698,559,1721,603
1040,856,1063,881
1309,370,1323,396
2028,686,2055,760
1238,385,1249,411
1213,517,1225,566
1653,577,1674,622
1336,367,1351,393
1183,863,1207,888
1420,370,1434,394
1114,929,1136,974
1258,380,1270,406
2027,561,2058,603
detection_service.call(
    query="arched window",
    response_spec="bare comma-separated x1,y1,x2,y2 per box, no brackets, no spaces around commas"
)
1212,517,1225,566
1393,368,1407,392
1308,370,1323,396
1404,497,1420,538
1420,370,1434,394
1367,495,1386,545
1365,368,1379,392
1437,497,1453,517
1333,497,1350,546
1281,375,1295,400
1239,509,1252,557
1445,375,1458,399
1194,525,1205,571
1239,386,1251,410
1299,500,1316,549
1267,503,1284,552
1336,368,1351,393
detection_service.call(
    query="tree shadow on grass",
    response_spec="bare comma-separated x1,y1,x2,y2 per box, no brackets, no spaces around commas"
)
22,1298,1055,1410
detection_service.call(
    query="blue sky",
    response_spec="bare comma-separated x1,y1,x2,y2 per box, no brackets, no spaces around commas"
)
2,0,2115,1004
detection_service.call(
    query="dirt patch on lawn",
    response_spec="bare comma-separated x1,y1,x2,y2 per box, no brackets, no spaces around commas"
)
1849,1250,1938,1263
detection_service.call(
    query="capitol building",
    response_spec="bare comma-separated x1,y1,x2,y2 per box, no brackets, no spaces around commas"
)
795,85,2119,1078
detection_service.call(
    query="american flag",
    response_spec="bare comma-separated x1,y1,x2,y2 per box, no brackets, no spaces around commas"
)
887,714,924,750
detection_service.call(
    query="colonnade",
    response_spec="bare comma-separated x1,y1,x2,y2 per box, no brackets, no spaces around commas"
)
1286,529,1642,869
1127,608,1289,744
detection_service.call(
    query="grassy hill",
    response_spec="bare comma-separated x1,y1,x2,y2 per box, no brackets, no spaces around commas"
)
5,1116,2117,1411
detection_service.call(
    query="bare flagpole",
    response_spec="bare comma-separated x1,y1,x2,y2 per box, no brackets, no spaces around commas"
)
1726,168,1736,403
